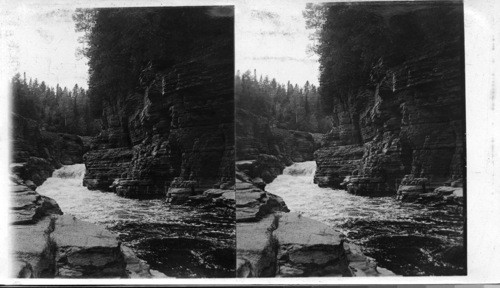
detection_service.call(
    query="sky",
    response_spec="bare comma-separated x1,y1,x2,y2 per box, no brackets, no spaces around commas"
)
2,2,320,90
3,6,89,89
235,2,320,87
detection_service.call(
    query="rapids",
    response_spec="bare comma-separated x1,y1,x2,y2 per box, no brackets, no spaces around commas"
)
266,161,465,276
36,164,235,278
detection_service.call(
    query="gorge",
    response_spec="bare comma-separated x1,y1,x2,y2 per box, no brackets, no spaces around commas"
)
235,2,465,277
10,6,236,278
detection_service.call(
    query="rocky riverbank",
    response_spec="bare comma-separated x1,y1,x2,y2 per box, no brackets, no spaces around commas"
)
10,173,164,278
11,113,88,186
83,29,234,201
235,166,395,277
235,107,322,185
313,6,465,200
11,114,165,278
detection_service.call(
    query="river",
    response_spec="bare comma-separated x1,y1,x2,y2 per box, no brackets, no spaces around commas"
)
266,161,465,276
36,164,235,278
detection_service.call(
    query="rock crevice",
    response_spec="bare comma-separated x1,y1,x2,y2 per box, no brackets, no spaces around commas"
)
83,40,234,200
10,174,164,278
235,167,395,278
314,37,465,198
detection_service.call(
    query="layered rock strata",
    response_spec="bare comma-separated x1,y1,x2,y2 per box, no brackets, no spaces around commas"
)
315,37,465,197
235,169,394,277
235,108,319,184
12,113,86,185
10,175,162,278
236,109,319,162
84,39,234,200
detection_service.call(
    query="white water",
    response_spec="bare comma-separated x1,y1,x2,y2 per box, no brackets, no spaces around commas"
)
36,164,186,227
266,161,429,235
267,161,465,276
36,164,236,277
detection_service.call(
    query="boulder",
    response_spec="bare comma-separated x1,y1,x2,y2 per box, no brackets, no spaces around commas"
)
274,213,351,277
11,180,160,279
51,214,127,278
236,215,278,277
235,182,288,222
236,212,394,278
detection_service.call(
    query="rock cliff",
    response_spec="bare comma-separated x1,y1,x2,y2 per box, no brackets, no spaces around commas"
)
235,108,319,184
11,113,87,185
83,39,234,200
315,23,465,197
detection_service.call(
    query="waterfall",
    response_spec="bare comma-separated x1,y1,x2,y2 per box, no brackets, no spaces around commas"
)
266,160,444,231
265,161,464,275
282,161,316,179
35,164,168,225
52,163,86,179
34,164,235,277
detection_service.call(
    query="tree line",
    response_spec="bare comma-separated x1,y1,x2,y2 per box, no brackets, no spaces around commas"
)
235,70,331,133
73,7,233,119
11,73,100,135
303,2,463,113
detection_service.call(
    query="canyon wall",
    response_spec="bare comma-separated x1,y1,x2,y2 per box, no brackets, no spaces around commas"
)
83,39,234,199
11,113,87,185
235,166,394,277
235,108,319,184
314,6,465,196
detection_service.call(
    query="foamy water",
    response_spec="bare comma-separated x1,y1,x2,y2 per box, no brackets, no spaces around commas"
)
266,161,465,276
36,164,182,226
266,161,416,233
35,164,236,277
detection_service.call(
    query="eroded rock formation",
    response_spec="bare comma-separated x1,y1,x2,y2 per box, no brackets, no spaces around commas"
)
83,39,234,200
235,108,319,184
315,18,465,197
235,168,394,277
12,113,86,185
10,175,162,278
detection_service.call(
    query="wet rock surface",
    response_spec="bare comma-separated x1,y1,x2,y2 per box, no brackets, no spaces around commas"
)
32,164,235,278
83,36,234,199
235,108,319,185
266,161,465,276
12,114,86,177
235,167,393,278
314,34,465,198
236,108,318,163
10,175,162,278
111,206,236,278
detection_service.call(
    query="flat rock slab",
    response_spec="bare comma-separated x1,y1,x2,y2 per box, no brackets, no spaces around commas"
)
121,245,161,278
12,193,39,210
236,191,264,207
203,189,225,198
12,218,54,277
236,207,261,222
275,213,343,247
52,214,119,249
236,215,277,277
51,214,126,278
11,181,157,279
221,191,235,200
10,182,62,225
344,242,396,276
274,213,350,277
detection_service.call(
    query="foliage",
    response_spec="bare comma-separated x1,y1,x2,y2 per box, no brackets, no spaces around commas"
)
11,73,99,135
235,70,331,133
73,7,233,118
304,2,464,113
